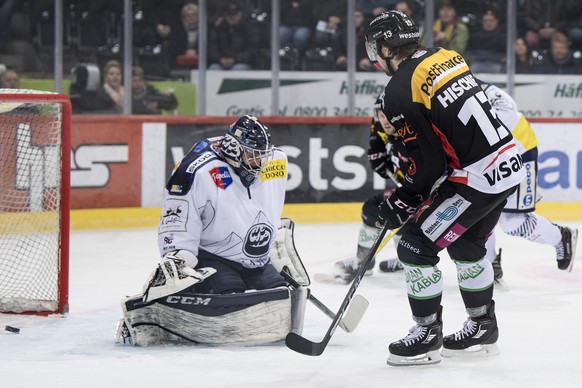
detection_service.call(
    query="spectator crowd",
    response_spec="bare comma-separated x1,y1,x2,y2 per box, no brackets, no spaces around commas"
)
1,0,581,113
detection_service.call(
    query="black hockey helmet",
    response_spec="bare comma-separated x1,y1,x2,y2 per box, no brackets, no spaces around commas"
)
220,115,273,187
365,10,420,63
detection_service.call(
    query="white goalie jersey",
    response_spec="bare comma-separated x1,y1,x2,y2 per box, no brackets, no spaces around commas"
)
158,137,288,269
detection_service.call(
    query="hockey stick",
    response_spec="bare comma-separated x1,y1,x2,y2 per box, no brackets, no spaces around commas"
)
281,271,369,333
285,169,451,356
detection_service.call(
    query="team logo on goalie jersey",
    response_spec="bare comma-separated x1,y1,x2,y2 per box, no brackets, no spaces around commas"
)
210,167,233,189
243,223,274,258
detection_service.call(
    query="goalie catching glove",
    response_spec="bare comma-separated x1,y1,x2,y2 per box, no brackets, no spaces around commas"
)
377,190,422,229
142,250,216,303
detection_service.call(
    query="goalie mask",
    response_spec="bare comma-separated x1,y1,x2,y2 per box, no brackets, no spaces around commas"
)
365,11,420,74
220,115,274,187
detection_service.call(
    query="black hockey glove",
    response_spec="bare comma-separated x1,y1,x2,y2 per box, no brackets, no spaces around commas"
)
376,191,422,229
368,121,389,178
368,148,389,179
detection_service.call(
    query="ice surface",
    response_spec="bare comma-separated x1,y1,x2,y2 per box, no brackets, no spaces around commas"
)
1,222,580,387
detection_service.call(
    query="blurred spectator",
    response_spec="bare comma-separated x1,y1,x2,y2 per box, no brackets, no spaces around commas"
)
94,59,124,113
131,66,178,115
167,3,200,70
2,1,41,72
208,1,260,70
0,67,19,88
433,0,469,55
312,0,346,48
279,1,313,59
0,0,17,47
502,36,543,74
132,0,181,47
541,32,582,74
465,10,506,73
519,0,582,51
453,0,506,30
335,8,375,72
357,0,392,20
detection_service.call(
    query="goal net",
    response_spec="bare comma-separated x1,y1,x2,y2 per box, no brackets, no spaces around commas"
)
0,89,71,314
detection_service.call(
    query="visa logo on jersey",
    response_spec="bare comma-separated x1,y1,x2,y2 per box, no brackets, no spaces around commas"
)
483,153,523,186
210,166,233,189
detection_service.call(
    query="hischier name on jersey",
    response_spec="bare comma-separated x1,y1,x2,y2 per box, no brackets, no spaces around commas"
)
382,47,525,196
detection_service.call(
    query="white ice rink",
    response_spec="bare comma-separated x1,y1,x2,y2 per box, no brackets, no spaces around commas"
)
1,221,581,388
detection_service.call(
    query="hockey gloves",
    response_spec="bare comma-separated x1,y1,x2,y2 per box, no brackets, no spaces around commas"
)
376,190,422,229
368,148,389,179
368,121,390,179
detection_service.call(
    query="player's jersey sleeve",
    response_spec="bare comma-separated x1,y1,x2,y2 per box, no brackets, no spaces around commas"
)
158,139,220,258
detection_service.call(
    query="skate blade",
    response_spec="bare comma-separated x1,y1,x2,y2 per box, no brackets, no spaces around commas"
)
387,350,442,366
441,343,500,358
566,229,578,272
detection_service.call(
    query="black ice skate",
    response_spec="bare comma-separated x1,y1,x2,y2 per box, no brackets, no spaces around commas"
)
442,300,499,358
331,256,375,284
555,225,578,272
379,258,404,272
387,306,443,366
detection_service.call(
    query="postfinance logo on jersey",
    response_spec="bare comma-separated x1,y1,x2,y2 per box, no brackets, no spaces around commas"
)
261,159,287,181
412,51,469,107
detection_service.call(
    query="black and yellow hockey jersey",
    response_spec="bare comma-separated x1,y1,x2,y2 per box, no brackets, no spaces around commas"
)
381,47,525,198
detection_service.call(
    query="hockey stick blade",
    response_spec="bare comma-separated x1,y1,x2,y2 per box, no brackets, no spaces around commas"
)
286,330,329,356
339,294,369,333
281,271,367,332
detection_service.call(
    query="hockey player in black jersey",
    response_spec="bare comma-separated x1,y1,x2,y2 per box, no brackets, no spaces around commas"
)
364,11,525,365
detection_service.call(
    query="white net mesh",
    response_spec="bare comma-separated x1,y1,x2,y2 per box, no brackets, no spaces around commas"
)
0,89,66,313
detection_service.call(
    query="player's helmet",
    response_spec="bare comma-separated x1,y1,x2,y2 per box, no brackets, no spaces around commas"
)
365,10,420,63
220,115,274,187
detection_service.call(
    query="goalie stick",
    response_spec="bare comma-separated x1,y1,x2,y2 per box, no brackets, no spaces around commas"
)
281,271,369,333
285,169,451,356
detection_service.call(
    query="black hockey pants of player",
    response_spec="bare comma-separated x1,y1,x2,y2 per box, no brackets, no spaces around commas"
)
395,181,515,318
195,250,286,294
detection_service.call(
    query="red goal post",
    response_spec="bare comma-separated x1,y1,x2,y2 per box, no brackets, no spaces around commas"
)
0,89,71,314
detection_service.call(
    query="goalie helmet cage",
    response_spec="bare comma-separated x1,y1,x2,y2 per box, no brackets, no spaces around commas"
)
0,89,71,315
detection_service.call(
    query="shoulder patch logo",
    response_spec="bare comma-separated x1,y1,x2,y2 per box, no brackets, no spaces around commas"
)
159,198,189,233
209,166,233,189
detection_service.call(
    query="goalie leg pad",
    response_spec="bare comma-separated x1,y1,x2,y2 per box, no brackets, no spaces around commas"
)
119,287,295,346
290,287,308,335
270,218,310,286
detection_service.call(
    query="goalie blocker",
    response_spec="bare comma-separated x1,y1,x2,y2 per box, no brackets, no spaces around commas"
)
116,219,310,346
